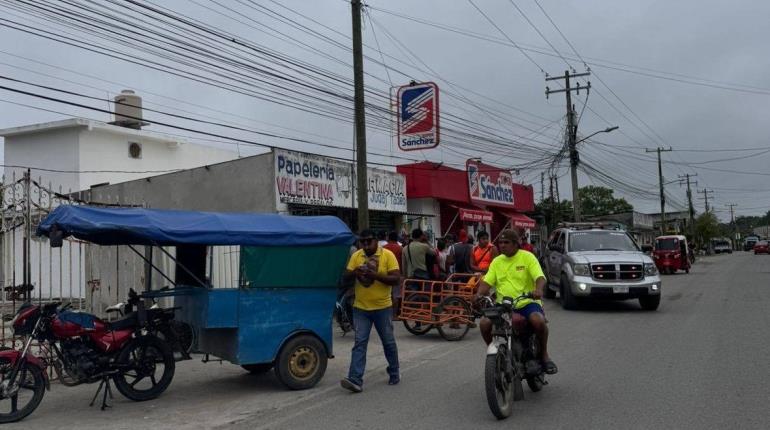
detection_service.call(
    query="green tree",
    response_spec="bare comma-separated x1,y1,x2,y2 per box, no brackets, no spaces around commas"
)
695,212,720,249
578,186,633,217
535,198,573,229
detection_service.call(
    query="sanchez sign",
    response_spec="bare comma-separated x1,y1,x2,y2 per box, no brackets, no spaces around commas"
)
466,160,515,208
396,82,440,151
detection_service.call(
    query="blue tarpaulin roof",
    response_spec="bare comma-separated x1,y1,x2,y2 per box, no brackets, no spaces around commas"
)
37,206,355,247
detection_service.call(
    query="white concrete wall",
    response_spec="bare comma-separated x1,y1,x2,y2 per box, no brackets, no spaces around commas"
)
78,128,237,190
3,128,81,190
405,198,441,244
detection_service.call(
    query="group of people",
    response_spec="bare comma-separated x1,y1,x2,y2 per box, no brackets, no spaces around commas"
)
340,227,555,394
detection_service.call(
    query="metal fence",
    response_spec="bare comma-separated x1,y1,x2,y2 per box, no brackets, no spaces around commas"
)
0,171,245,388
0,170,94,345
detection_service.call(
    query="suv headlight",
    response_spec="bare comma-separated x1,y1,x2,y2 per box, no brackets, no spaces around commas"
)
644,263,658,276
572,263,590,276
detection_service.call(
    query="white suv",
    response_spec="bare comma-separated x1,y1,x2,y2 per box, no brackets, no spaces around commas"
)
542,224,662,311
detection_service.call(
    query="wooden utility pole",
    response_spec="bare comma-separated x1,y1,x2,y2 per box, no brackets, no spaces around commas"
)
699,188,714,213
546,70,590,222
540,171,545,202
726,203,738,250
351,0,369,230
679,173,697,237
646,147,672,233
549,175,555,230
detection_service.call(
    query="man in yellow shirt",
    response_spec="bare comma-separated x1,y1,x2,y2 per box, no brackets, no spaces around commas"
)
476,229,557,375
340,229,402,393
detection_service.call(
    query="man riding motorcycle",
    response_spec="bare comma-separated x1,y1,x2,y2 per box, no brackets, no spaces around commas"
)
476,229,558,375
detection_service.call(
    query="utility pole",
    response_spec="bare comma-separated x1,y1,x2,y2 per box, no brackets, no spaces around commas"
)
699,188,714,213
646,147,673,233
679,173,698,237
549,175,555,229
726,203,738,250
540,172,545,202
351,0,369,230
546,70,590,222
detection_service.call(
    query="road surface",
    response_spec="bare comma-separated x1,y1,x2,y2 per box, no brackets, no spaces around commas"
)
9,253,769,430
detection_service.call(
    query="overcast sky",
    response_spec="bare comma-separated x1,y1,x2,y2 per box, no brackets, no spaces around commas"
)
1,0,769,221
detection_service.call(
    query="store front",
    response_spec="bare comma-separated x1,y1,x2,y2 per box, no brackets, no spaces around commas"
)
274,149,408,233
397,160,535,244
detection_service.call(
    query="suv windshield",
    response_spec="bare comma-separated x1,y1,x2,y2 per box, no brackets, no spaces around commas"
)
568,231,639,252
655,238,679,251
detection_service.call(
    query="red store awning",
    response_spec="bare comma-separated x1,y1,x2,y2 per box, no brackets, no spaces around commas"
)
500,211,536,229
459,207,494,223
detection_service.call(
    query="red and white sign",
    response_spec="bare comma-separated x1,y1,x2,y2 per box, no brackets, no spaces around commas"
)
459,208,494,223
466,160,515,208
396,82,439,151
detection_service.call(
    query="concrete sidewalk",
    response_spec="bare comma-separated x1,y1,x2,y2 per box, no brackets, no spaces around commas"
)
7,324,480,430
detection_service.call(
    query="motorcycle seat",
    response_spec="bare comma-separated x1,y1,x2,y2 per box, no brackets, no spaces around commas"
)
107,312,138,331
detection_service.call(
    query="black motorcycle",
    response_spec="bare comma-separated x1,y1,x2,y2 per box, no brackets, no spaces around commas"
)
334,288,355,335
481,294,547,420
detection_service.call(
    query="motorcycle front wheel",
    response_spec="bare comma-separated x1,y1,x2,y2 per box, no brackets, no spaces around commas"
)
485,346,512,420
0,359,46,423
113,335,175,401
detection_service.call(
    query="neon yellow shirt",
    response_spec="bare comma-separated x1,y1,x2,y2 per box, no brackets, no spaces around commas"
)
346,247,399,311
483,250,545,309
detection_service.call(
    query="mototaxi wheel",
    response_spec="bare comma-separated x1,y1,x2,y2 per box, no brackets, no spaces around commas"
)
274,335,327,390
436,296,471,341
0,359,45,423
484,346,513,420
401,293,433,335
113,335,176,401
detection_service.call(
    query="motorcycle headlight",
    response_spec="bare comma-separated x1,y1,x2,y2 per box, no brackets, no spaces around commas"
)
572,263,590,276
644,263,658,276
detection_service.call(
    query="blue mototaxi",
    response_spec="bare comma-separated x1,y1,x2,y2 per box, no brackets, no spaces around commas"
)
37,205,355,390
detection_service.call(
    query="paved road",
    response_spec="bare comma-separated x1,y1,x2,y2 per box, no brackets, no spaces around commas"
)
10,253,769,429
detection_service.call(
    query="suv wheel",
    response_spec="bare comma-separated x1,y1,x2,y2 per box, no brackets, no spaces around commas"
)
560,274,579,310
639,295,660,311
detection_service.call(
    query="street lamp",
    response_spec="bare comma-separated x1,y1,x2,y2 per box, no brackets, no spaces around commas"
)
576,126,619,145
570,125,619,222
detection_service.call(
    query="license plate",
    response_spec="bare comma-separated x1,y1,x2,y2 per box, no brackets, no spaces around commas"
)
613,286,629,294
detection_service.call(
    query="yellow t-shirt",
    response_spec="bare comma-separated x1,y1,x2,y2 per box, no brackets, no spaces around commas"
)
346,247,400,311
483,250,545,309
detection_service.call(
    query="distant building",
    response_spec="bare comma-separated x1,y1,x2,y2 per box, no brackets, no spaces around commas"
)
585,211,657,245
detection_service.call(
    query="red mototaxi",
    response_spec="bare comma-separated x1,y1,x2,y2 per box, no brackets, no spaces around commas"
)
652,235,691,274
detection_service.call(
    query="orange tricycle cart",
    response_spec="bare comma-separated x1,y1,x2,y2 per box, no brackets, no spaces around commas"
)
398,273,482,341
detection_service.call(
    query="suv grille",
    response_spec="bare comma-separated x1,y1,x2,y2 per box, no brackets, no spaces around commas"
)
590,264,644,281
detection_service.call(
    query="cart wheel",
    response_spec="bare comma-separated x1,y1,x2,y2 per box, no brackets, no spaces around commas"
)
241,363,273,374
274,335,327,390
436,296,471,341
402,293,433,335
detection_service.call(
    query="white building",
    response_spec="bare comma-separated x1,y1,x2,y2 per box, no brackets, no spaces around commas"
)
1,117,238,192
0,111,238,309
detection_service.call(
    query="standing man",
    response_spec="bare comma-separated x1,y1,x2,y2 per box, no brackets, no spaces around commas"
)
471,231,498,273
383,231,404,318
476,229,557,374
449,230,473,275
341,230,401,393
402,228,435,280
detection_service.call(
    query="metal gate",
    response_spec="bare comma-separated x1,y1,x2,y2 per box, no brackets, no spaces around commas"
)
1,170,105,345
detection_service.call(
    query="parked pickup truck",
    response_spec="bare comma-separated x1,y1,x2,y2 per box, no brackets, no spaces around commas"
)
541,223,662,311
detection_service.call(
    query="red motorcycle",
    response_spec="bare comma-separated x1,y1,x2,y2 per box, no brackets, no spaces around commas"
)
0,290,178,423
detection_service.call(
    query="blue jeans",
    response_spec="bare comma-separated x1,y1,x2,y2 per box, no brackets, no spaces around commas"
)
347,307,399,386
